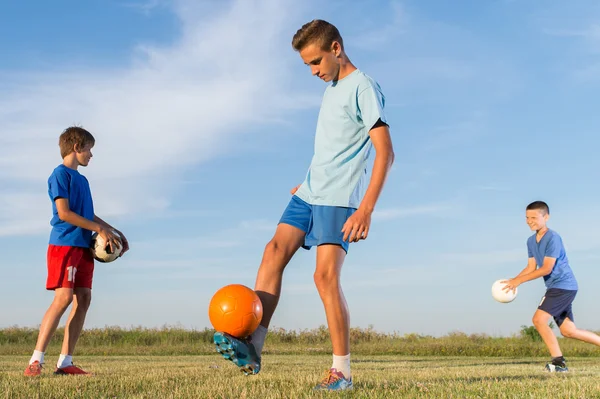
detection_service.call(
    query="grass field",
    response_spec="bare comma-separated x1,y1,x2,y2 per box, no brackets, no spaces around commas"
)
2,355,600,398
2,327,600,398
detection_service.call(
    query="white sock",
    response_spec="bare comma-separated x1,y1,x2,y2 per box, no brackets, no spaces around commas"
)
57,354,72,369
250,325,268,356
332,353,351,379
29,350,44,365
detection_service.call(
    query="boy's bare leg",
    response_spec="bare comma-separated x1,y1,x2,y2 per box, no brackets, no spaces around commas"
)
559,318,600,346
254,223,305,327
34,288,74,352
61,288,92,356
533,309,562,357
314,244,349,356
213,223,305,375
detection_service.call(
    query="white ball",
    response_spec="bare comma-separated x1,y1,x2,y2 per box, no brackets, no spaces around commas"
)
491,279,517,303
91,231,122,263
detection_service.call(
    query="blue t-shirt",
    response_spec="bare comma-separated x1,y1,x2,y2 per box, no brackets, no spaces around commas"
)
527,229,578,290
48,164,95,248
295,69,387,208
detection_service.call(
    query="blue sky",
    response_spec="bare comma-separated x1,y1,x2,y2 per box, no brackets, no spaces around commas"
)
1,0,600,337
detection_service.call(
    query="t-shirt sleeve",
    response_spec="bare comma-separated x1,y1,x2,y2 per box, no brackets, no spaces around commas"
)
48,169,70,201
527,239,533,257
357,84,387,131
544,234,562,258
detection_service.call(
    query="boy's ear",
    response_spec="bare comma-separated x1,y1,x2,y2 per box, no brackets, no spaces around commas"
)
332,41,341,56
73,143,81,153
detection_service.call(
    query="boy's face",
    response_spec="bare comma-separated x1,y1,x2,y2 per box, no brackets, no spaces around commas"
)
299,41,341,82
526,209,548,231
75,143,94,167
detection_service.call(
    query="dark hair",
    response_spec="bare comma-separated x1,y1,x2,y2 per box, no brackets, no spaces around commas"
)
292,19,344,52
59,126,95,158
526,201,549,215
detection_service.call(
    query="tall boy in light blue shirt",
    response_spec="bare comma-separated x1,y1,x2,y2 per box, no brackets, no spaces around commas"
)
213,19,395,391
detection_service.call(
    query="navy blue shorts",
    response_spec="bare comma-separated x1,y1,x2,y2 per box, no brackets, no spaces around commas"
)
538,288,577,327
279,195,356,253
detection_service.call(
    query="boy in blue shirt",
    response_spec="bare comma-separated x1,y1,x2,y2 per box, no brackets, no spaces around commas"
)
213,20,394,391
24,126,129,377
502,201,600,372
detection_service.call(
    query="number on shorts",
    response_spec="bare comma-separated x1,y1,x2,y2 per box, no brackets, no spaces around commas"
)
67,266,78,283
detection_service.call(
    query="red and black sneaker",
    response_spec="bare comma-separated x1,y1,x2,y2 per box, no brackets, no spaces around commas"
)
24,361,43,377
54,364,90,376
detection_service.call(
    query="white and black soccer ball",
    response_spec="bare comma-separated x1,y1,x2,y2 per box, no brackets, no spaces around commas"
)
91,231,122,263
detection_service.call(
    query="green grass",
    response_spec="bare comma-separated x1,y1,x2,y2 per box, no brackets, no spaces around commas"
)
3,326,600,397
2,326,600,357
3,355,600,398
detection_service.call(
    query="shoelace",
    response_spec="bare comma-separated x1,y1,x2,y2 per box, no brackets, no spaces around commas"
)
317,369,342,387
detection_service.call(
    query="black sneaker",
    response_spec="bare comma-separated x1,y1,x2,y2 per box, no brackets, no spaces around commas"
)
545,361,568,373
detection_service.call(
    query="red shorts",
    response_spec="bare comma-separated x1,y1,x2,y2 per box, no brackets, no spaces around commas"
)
46,245,94,290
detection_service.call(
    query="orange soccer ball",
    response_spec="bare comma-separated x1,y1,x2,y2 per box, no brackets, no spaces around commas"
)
208,284,263,338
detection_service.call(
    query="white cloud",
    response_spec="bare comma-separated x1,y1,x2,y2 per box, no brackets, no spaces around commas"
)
121,0,166,15
476,184,512,192
349,1,407,49
373,203,452,221
124,218,277,263
543,24,600,51
438,248,524,268
0,0,307,236
0,191,49,237
421,112,488,152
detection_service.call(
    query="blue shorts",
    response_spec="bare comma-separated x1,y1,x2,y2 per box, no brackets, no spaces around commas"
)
538,288,577,327
279,195,356,253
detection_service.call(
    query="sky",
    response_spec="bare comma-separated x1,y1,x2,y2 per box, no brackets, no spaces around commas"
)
1,0,600,337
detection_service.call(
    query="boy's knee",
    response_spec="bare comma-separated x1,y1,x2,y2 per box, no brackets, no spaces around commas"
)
261,240,288,270
532,313,548,327
559,324,576,338
53,292,73,309
264,239,287,261
313,268,339,290
75,290,92,311
264,239,279,256
79,295,92,311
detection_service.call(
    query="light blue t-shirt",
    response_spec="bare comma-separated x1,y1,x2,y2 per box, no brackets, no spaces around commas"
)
527,229,578,290
295,69,387,208
48,164,95,248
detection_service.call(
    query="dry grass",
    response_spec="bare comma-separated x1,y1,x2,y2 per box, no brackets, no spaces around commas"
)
2,355,600,398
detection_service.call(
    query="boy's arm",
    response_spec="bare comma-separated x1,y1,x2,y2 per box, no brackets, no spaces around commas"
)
514,257,537,278
56,198,103,233
502,257,555,292
94,215,114,230
341,120,395,242
55,198,121,251
517,256,556,283
94,214,130,255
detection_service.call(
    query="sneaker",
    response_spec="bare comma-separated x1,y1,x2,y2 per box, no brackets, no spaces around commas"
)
213,331,261,375
24,361,43,377
54,364,90,375
545,361,568,373
313,368,353,391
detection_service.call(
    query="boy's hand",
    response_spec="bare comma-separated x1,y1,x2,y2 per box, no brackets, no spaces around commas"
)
501,278,520,294
114,229,130,256
98,227,121,254
290,184,301,195
342,209,372,243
